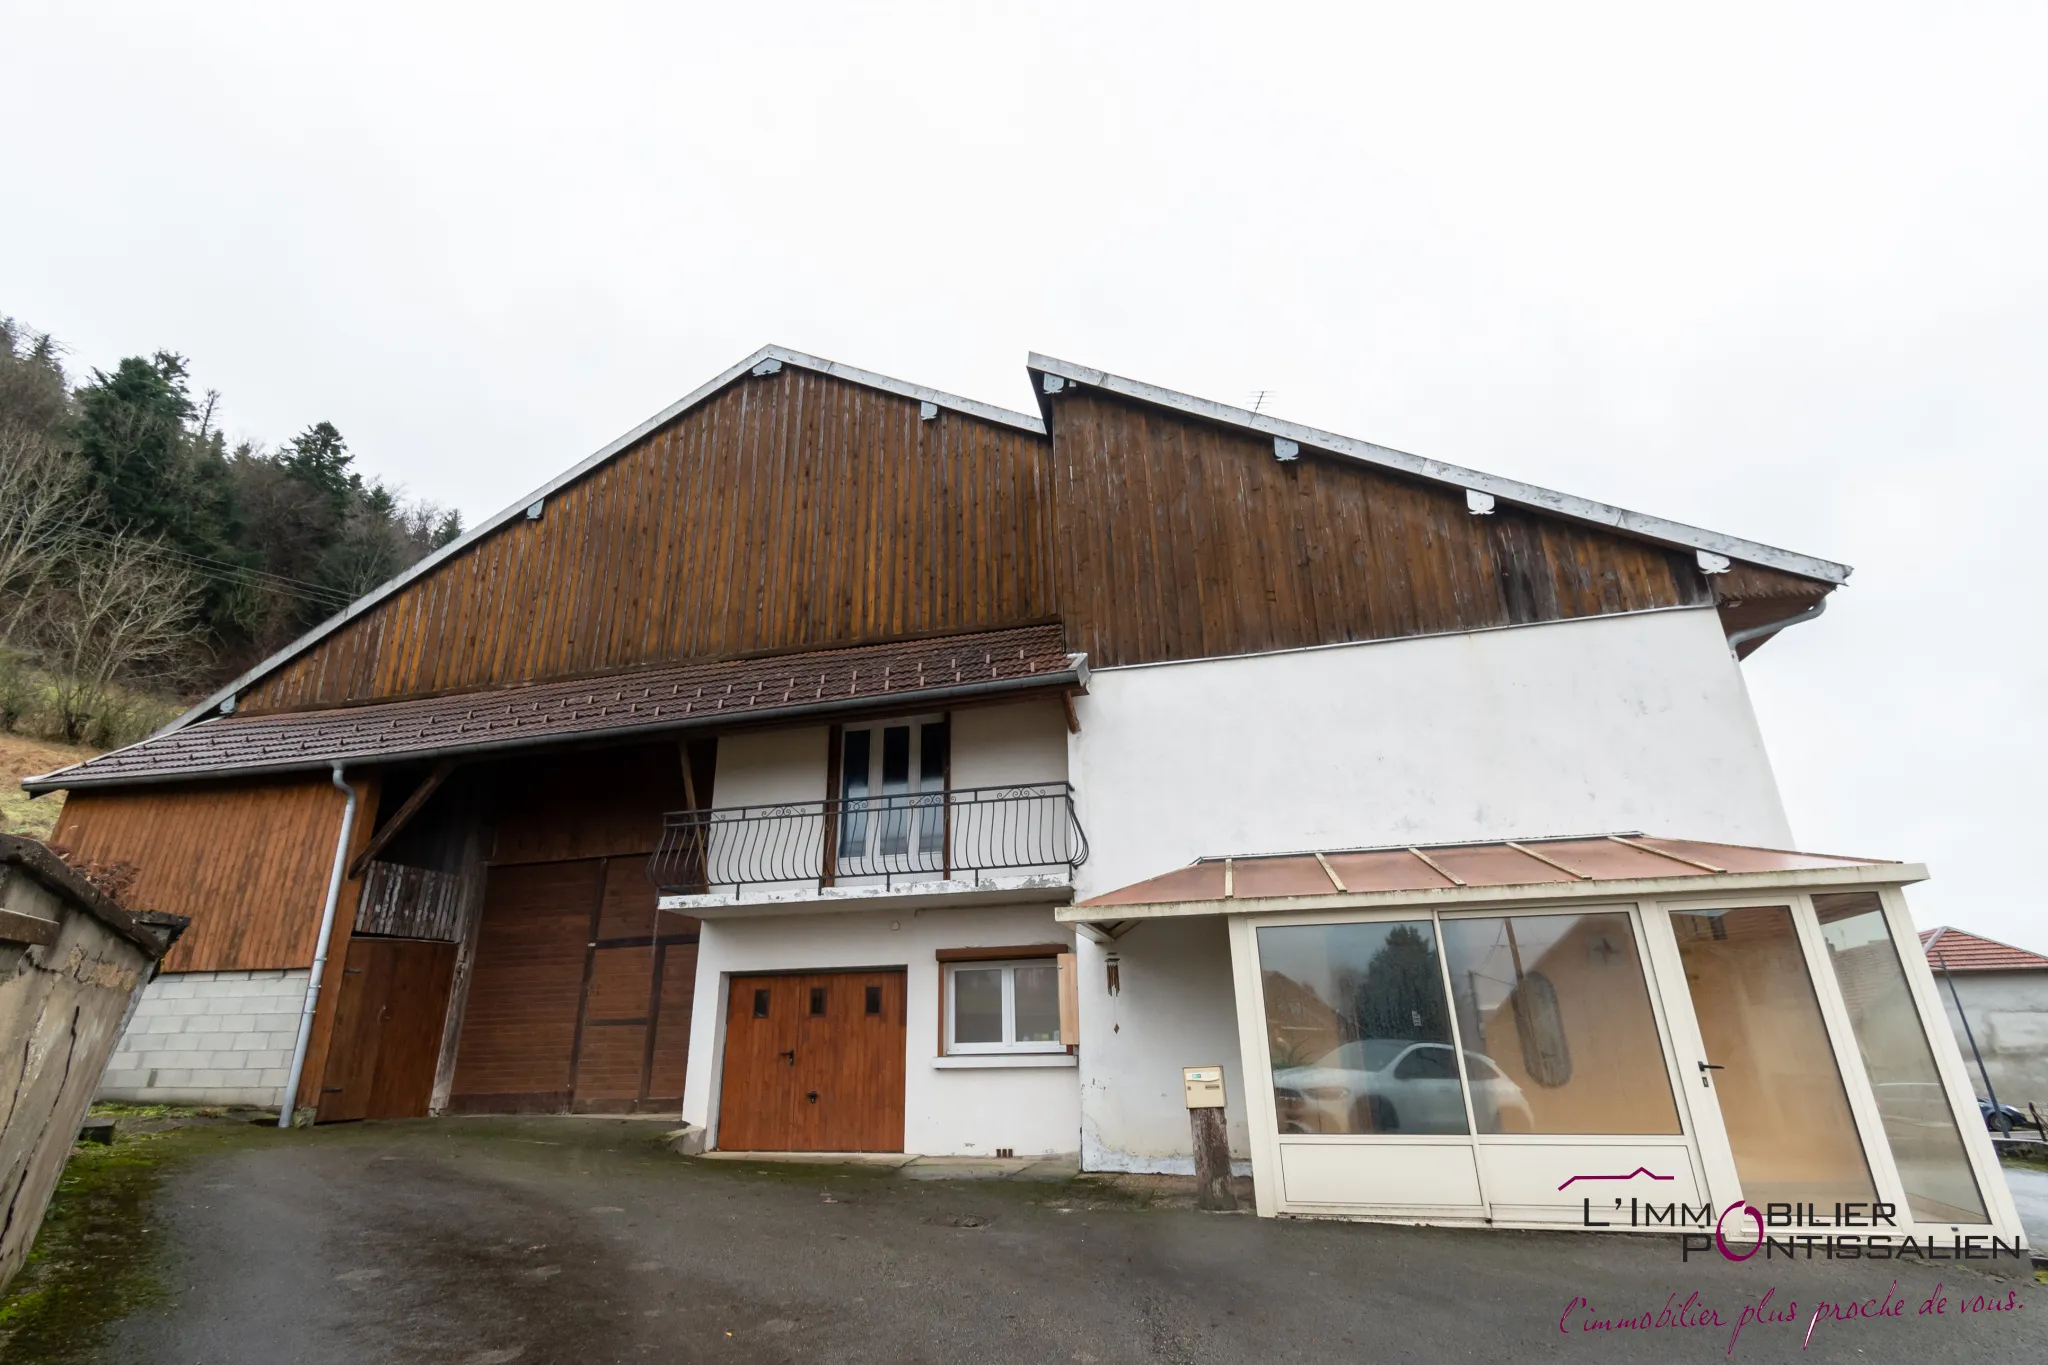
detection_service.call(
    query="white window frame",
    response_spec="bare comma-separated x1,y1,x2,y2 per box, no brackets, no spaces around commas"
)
837,714,948,868
943,959,1066,1055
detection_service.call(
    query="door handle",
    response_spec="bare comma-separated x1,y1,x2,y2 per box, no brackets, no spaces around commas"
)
806,1091,819,1103
779,1049,796,1065
1698,1061,1725,1071
1698,1060,1724,1087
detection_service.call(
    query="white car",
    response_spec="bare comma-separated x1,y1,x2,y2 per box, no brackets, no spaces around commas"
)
1273,1039,1534,1134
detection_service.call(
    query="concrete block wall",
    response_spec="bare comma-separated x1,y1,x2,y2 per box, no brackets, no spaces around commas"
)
97,969,309,1108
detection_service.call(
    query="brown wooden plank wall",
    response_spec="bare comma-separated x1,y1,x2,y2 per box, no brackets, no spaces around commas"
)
239,369,1057,714
50,775,375,973
483,744,689,867
1047,389,1718,668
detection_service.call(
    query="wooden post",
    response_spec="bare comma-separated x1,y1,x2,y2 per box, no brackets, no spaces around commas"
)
1182,1065,1237,1212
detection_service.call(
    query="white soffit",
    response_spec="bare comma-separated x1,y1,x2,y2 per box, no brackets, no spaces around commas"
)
159,346,1046,737
1027,353,1852,587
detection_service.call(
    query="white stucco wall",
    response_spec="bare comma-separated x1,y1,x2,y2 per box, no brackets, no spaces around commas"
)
1064,606,1794,1172
98,969,309,1107
1076,918,1252,1173
1936,970,2048,1110
949,698,1068,788
713,725,830,807
681,902,1079,1156
1067,606,1792,900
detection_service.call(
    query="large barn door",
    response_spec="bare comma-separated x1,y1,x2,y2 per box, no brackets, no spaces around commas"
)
569,855,700,1112
448,855,698,1114
448,860,603,1110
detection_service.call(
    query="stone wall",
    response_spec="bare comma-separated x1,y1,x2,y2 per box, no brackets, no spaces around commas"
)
1,836,173,1292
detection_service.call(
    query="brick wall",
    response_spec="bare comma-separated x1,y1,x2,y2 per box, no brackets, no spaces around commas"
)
98,969,310,1108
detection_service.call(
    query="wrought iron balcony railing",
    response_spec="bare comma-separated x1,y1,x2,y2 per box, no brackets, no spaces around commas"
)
647,782,1088,896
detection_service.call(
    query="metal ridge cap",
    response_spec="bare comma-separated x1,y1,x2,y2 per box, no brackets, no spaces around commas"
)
26,666,1084,794
763,346,1045,436
158,345,1048,741
1026,353,1852,586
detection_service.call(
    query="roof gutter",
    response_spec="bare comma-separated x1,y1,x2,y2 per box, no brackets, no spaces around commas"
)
26,665,1087,795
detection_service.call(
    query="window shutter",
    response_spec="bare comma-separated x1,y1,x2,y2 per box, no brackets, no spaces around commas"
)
1056,951,1079,1046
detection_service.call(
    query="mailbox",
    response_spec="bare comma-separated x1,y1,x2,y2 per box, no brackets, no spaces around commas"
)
1182,1064,1226,1109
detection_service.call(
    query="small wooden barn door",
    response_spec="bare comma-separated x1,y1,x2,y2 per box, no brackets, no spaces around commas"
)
718,970,905,1152
318,937,457,1122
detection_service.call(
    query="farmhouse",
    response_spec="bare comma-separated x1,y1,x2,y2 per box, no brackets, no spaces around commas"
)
24,346,2023,1238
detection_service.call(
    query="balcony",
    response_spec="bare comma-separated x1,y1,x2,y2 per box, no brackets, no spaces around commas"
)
647,782,1088,909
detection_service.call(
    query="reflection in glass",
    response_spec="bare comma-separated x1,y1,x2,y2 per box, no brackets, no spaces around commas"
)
838,729,871,857
1672,906,1875,1207
1014,963,1061,1042
918,722,948,852
879,726,911,855
1442,913,1681,1134
1814,892,1988,1223
953,967,1002,1044
1258,921,1471,1135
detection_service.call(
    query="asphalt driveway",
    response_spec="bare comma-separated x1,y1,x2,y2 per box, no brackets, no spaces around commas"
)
30,1118,2045,1364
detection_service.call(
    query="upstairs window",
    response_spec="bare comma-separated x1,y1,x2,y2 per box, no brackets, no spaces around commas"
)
838,718,947,868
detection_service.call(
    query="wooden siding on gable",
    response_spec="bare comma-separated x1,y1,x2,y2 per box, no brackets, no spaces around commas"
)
239,369,1057,714
51,774,375,974
1047,389,1717,669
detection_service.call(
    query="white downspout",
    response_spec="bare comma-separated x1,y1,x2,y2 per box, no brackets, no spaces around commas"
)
278,763,359,1128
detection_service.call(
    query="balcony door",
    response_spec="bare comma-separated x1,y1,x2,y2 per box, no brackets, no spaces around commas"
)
835,719,948,881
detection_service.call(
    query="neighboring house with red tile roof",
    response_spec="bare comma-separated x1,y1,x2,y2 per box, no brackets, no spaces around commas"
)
13,344,2021,1241
1924,927,2048,1113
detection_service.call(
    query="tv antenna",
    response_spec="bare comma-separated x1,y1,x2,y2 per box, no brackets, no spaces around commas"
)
1248,389,1275,416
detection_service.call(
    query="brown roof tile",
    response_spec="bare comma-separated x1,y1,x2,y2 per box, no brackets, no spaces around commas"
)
1922,927,2048,973
27,625,1079,792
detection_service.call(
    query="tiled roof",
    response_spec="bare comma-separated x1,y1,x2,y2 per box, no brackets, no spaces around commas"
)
1922,927,2048,973
26,625,1080,792
1078,836,1896,909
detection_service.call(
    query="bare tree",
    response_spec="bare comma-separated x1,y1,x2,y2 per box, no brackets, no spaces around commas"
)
31,535,202,743
0,422,84,645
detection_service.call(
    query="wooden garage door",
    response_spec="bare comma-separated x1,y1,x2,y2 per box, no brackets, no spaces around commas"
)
448,855,698,1113
718,971,906,1152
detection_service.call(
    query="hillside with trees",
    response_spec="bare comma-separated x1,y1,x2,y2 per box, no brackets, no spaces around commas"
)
0,313,460,756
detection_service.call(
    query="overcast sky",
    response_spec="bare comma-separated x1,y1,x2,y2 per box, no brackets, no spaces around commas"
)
6,4,2042,946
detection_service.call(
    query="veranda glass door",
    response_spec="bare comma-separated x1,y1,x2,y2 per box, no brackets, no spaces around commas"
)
1663,894,1991,1227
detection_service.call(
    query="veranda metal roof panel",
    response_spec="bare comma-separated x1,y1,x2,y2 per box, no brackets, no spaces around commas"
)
1075,834,1912,916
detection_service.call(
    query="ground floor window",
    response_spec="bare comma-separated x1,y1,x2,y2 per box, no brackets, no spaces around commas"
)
1259,909,1681,1139
944,959,1064,1055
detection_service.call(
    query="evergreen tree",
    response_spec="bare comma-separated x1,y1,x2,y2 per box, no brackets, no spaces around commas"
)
70,352,243,592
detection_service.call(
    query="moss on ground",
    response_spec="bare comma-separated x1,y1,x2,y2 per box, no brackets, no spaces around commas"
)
0,1130,181,1363
2000,1145,2048,1174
